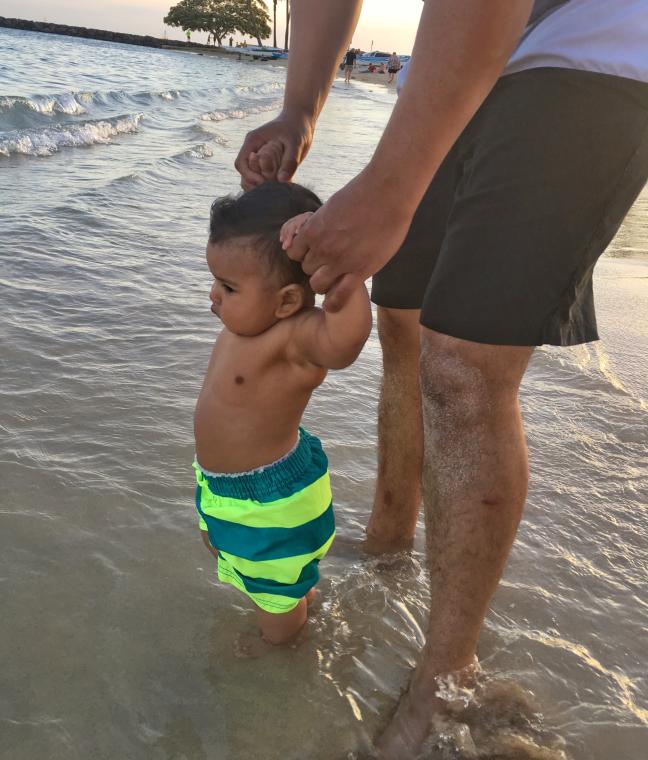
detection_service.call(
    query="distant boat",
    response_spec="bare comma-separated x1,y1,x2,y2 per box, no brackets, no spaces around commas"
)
357,51,410,66
223,45,283,61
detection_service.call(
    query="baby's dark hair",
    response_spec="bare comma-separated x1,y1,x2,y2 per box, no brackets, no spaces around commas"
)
209,182,322,287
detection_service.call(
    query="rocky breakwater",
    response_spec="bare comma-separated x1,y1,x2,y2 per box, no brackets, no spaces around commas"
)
0,17,207,51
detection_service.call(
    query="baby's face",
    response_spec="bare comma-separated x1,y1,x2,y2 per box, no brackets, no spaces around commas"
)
206,240,281,336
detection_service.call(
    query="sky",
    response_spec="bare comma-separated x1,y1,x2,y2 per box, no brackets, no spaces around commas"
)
1,1,422,53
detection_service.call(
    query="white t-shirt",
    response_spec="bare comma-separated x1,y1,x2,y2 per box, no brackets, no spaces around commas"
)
397,0,648,90
504,0,648,82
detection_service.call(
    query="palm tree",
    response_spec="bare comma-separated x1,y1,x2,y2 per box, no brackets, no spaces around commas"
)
283,0,290,51
272,0,277,48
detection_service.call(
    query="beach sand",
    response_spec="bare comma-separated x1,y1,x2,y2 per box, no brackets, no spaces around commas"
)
170,45,398,89
175,46,398,89
337,69,398,87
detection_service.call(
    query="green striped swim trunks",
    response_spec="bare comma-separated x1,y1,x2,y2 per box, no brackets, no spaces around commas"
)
193,428,335,614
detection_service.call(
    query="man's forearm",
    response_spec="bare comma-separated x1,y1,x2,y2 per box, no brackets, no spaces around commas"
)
367,0,533,214
283,0,363,121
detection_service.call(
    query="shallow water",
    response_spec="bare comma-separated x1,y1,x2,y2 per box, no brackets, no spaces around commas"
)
1,27,647,760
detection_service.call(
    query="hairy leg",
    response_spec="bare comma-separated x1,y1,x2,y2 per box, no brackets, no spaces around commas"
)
376,329,533,757
366,307,423,553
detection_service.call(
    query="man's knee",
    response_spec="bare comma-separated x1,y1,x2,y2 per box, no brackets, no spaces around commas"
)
419,329,532,418
377,307,421,358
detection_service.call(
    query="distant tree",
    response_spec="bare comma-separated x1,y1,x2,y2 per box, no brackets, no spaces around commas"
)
283,0,290,51
272,0,277,48
231,0,271,46
164,0,233,45
164,0,205,36
164,0,269,46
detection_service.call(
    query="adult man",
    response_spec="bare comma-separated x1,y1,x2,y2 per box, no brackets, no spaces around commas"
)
235,1,648,756
343,47,357,83
387,51,400,83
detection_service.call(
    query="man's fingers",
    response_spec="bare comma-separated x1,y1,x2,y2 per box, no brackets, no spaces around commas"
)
240,171,264,191
308,264,341,295
301,246,330,276
258,151,278,179
248,151,259,172
277,143,299,183
237,154,264,189
322,274,362,312
235,134,267,189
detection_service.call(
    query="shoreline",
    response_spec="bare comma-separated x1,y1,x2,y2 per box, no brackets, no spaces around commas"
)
0,16,225,53
1,18,397,88
335,70,397,88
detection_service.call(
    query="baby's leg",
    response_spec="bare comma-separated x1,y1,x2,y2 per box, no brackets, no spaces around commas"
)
256,597,309,645
200,529,219,561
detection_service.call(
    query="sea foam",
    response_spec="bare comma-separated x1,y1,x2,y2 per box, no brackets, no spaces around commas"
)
0,113,143,157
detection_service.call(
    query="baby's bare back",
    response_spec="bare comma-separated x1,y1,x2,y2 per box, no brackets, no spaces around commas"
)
194,321,326,473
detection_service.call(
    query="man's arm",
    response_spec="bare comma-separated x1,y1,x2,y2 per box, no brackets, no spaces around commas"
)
287,0,534,309
292,285,372,370
368,0,533,217
235,0,362,188
282,0,362,123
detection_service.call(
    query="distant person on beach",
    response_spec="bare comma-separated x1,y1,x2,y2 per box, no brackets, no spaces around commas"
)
229,36,234,47
185,30,191,43
235,0,648,756
387,52,400,83
343,48,357,82
193,182,371,646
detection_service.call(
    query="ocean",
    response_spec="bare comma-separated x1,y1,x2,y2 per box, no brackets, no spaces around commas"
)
1,26,647,760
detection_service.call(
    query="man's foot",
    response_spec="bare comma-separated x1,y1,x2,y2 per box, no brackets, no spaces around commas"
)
374,683,445,758
374,661,479,758
362,530,415,556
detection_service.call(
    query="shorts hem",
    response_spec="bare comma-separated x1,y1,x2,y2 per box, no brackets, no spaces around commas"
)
418,316,600,348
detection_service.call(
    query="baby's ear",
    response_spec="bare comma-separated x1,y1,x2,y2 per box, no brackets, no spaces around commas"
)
275,283,306,319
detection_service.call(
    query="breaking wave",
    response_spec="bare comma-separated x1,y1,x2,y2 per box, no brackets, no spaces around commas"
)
199,99,282,122
0,113,143,157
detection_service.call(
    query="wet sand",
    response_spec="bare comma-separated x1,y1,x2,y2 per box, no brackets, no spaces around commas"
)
337,70,398,88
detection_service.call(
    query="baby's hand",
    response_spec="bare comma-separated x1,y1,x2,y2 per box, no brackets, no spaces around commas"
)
248,140,283,182
280,212,314,250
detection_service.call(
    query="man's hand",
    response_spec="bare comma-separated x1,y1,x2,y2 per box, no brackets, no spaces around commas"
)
286,168,415,311
234,111,314,190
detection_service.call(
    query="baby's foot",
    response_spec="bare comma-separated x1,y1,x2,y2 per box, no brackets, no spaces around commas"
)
305,587,317,606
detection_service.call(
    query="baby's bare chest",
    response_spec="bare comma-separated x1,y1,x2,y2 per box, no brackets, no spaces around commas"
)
199,332,311,408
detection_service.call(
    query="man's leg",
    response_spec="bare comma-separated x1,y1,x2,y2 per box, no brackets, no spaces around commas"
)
365,307,423,553
376,329,533,757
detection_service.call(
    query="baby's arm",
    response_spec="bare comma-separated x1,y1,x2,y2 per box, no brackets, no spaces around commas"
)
282,212,372,369
280,211,313,250
293,282,372,369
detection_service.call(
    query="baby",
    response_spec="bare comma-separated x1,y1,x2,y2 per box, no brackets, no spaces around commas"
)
193,182,372,645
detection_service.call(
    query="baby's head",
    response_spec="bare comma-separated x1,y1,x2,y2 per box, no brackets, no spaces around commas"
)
207,182,322,336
